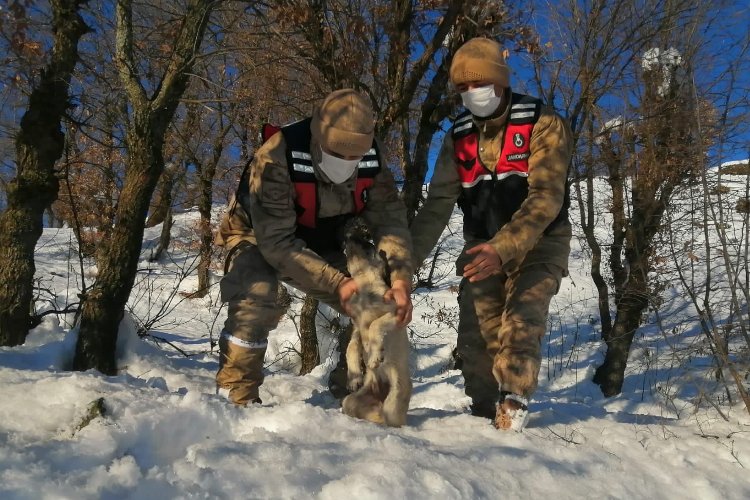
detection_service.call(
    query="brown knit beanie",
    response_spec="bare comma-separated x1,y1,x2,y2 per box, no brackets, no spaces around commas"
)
310,89,375,157
449,38,510,88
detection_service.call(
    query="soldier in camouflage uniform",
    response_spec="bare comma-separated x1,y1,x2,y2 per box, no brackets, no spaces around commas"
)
411,38,573,431
215,89,413,405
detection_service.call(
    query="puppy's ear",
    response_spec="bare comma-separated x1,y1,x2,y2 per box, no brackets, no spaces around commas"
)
378,249,392,285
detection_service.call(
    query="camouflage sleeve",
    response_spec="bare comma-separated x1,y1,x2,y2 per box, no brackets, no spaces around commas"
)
489,109,573,272
409,134,462,267
249,134,348,295
361,140,413,285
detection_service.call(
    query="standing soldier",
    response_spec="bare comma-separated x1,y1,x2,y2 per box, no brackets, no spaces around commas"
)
410,38,573,431
215,89,413,406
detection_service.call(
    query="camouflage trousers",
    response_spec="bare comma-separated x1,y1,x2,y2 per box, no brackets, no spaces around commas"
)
456,263,563,409
217,243,347,405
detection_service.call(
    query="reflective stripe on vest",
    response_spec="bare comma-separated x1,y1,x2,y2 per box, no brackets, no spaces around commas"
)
281,118,381,229
453,95,540,186
452,93,543,239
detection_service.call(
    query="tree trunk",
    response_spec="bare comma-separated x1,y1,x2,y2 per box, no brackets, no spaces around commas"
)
402,53,452,222
0,0,89,346
574,176,612,338
193,166,213,296
148,164,178,263
592,275,649,396
195,217,212,297
73,0,213,373
192,118,229,298
149,206,173,262
605,139,629,306
299,295,320,375
146,162,177,228
74,137,164,373
594,196,659,396
46,206,64,229
328,322,354,399
577,124,618,338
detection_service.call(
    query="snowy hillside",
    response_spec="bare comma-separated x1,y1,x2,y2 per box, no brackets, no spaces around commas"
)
1,180,749,499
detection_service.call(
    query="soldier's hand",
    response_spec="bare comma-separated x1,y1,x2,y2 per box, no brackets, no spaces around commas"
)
463,243,502,282
336,277,358,316
384,279,413,327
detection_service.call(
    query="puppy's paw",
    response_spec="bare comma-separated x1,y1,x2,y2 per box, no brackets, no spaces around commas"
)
347,373,364,392
366,356,382,370
366,348,385,370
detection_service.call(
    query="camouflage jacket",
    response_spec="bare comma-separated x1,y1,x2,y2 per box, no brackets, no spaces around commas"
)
216,129,413,296
411,92,573,275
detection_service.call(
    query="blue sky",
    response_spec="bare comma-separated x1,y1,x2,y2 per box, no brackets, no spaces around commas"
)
421,2,750,182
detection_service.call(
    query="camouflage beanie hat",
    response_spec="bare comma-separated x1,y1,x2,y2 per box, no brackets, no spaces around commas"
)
449,37,510,88
311,89,375,158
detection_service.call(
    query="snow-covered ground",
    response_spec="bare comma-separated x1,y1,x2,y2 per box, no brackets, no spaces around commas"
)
1,181,749,499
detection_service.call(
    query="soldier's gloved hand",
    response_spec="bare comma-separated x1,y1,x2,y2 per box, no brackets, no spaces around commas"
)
384,279,413,327
463,243,502,282
336,277,358,316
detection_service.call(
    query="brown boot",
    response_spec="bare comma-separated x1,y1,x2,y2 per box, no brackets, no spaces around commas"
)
216,330,267,405
216,385,262,406
494,392,529,431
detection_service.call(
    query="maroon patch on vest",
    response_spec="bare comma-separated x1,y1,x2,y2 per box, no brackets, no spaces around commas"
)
454,134,491,185
262,123,281,143
453,122,533,184
295,183,317,227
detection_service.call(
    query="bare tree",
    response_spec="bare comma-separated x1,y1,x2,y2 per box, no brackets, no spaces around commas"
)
299,295,321,374
532,0,679,350
147,161,182,262
73,0,216,374
666,27,750,414
174,77,234,297
146,161,180,229
532,0,745,397
0,0,89,346
593,44,704,395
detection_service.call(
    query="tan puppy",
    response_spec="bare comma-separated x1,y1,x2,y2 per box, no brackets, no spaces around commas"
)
342,237,412,427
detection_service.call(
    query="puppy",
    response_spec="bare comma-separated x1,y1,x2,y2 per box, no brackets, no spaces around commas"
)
341,236,412,427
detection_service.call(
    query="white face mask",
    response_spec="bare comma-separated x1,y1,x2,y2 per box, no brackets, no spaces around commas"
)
318,146,360,184
460,85,502,118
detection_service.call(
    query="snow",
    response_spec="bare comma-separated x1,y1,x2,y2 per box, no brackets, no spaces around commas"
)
642,47,683,73
642,47,684,96
595,115,639,145
1,193,749,499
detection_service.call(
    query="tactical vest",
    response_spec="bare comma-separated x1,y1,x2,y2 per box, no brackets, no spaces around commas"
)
234,119,381,254
452,92,568,240
280,118,380,229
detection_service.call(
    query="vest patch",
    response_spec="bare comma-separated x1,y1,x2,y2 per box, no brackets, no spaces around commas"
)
506,152,530,162
450,93,569,240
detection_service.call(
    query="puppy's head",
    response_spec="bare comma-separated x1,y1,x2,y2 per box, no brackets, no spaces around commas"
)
345,235,376,275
